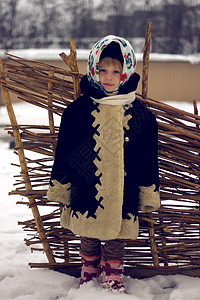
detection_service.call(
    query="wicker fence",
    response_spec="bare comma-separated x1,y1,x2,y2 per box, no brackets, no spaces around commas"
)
0,37,200,278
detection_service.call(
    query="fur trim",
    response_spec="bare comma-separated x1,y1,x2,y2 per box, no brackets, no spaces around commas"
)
139,184,160,212
63,210,121,240
47,180,71,204
116,215,139,240
92,104,124,239
60,208,139,240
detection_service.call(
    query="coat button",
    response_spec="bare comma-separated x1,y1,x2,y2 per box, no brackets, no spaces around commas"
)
125,136,129,142
124,104,129,110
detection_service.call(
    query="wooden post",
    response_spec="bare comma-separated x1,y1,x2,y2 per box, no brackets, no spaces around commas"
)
147,214,159,266
193,100,200,238
142,23,159,266
193,100,199,129
142,22,152,100
59,41,82,263
0,59,56,264
158,218,168,266
47,68,56,155
59,40,81,100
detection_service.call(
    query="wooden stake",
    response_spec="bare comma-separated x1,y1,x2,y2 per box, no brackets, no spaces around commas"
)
142,22,159,267
0,59,55,264
147,213,159,266
142,22,152,99
193,100,199,129
47,68,56,155
59,40,81,100
193,100,200,238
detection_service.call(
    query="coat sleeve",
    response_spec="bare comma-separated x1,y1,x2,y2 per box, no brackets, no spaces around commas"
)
47,103,76,204
138,112,160,212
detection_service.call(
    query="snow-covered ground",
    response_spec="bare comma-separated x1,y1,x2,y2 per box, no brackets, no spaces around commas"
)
0,101,200,300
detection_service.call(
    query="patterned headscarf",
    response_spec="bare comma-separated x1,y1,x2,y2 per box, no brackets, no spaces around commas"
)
87,35,137,94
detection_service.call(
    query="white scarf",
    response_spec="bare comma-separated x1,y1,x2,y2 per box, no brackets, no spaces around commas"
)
91,91,135,106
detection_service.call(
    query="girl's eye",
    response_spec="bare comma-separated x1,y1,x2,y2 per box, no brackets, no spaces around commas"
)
113,70,120,74
99,69,106,73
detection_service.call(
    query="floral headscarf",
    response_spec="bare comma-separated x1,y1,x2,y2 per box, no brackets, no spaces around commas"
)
87,35,137,94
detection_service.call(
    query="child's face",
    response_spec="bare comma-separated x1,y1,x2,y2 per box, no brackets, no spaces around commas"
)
99,63,122,92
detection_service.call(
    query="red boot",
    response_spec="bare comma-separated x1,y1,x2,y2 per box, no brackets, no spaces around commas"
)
79,254,101,286
101,260,127,293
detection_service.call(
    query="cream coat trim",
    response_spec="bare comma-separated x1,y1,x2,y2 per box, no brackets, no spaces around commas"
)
91,104,124,239
139,184,160,212
116,215,139,240
47,180,71,205
60,207,139,240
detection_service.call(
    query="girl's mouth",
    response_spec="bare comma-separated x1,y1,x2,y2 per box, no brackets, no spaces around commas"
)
104,83,113,86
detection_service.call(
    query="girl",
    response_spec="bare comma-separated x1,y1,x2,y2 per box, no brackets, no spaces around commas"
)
47,35,160,293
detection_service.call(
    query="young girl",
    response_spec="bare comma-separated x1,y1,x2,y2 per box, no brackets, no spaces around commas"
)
47,35,160,293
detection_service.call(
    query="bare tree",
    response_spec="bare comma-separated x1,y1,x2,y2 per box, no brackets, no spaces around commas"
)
28,0,65,47
0,0,199,53
0,0,19,49
16,0,68,48
63,0,88,39
181,0,200,53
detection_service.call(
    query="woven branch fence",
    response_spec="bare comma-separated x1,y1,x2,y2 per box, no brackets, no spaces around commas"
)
0,32,200,278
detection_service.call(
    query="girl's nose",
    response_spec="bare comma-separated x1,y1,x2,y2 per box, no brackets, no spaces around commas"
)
105,72,112,80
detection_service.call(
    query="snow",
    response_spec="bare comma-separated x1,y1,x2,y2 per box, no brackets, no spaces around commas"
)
0,101,200,299
0,48,200,64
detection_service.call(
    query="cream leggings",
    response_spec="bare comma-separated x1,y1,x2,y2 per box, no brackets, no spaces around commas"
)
80,237,124,261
